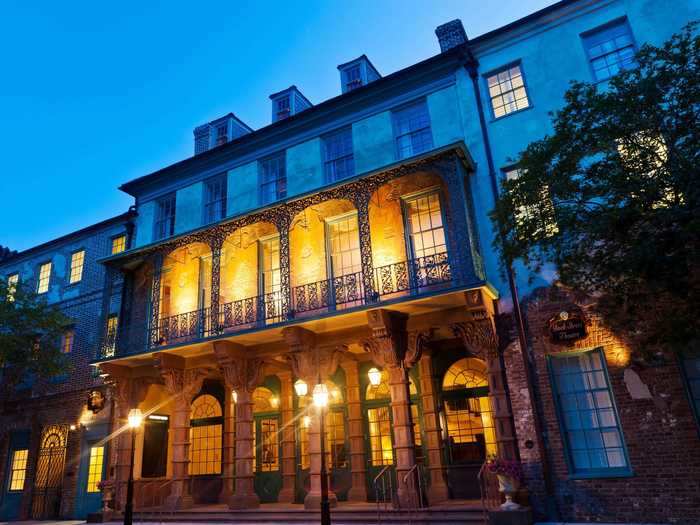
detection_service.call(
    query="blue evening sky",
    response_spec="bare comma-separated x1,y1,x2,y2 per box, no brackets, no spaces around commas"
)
0,0,554,252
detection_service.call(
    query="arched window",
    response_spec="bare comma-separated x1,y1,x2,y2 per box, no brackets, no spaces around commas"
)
189,394,222,475
442,358,497,461
253,386,279,413
253,387,280,472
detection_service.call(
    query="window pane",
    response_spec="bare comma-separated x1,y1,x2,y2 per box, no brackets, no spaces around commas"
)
69,250,85,284
111,235,127,254
37,262,52,294
486,64,530,117
393,101,433,159
583,20,637,81
86,446,104,492
9,449,28,491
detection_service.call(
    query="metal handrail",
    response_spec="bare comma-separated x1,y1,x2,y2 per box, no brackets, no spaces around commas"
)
402,463,425,510
477,459,501,523
373,465,393,524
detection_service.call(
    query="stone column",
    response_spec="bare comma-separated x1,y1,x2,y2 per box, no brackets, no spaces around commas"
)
154,354,209,509
213,342,262,509
278,372,296,503
417,353,449,504
340,360,368,501
364,309,429,509
283,327,342,509
219,388,235,503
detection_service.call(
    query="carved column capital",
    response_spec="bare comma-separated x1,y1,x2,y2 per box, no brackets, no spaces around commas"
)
282,326,342,382
451,314,498,357
212,342,263,393
363,309,428,370
154,353,209,402
110,376,154,409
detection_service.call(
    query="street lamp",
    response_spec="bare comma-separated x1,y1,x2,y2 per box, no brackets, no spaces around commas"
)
368,367,382,386
312,382,331,525
294,378,308,397
124,408,143,525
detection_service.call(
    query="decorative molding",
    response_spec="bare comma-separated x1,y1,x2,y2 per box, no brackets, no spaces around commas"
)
451,316,498,357
282,326,343,381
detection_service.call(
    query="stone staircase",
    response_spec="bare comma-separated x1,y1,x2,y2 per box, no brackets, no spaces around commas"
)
124,501,486,524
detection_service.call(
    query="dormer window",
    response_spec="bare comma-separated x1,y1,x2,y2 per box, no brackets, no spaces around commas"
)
215,124,228,146
345,66,362,91
276,97,291,121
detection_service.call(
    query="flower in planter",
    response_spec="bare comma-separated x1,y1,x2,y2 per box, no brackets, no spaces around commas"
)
485,456,524,482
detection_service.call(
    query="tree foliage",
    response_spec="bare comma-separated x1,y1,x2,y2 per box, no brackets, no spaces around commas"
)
0,277,71,394
491,23,700,355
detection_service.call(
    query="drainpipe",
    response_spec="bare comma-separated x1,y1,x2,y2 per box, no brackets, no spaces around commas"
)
459,47,557,517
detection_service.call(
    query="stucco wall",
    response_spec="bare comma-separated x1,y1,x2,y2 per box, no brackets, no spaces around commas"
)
352,111,395,174
174,182,203,235
287,138,323,198
227,162,258,216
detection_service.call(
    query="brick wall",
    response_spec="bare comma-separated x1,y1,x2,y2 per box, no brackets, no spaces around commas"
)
513,287,700,524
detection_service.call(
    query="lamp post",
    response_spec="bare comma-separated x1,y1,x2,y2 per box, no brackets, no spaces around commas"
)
124,408,143,525
312,382,331,525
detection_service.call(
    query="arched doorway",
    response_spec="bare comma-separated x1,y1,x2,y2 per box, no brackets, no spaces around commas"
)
295,376,350,502
253,382,282,502
361,365,424,500
441,357,496,499
31,425,68,519
189,385,224,503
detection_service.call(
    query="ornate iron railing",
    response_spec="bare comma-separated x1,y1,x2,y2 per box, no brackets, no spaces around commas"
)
99,253,454,359
373,252,451,297
292,271,365,315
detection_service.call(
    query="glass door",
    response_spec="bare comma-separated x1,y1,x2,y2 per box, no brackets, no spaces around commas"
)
259,235,282,323
253,387,282,503
326,213,363,309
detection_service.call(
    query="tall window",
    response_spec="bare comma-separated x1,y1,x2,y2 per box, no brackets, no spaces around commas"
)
8,449,28,491
582,18,636,82
549,348,630,477
404,191,446,259
260,153,286,205
327,213,361,278
367,406,393,466
276,96,290,121
69,250,85,284
189,394,223,475
204,174,227,224
345,65,362,91
393,100,433,160
37,262,51,294
105,315,118,357
111,235,127,254
154,194,176,240
7,273,19,301
86,446,104,492
486,64,530,118
323,128,354,183
259,236,281,321
215,123,228,146
61,330,74,354
253,387,280,472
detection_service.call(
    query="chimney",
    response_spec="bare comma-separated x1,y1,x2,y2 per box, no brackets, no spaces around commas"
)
0,245,17,263
337,55,381,94
193,113,252,155
435,19,468,52
270,86,312,123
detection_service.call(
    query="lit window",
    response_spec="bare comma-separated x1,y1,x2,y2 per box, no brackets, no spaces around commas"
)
189,394,222,475
404,191,446,260
8,449,28,491
104,315,118,357
259,236,282,322
69,250,85,284
367,406,393,466
345,65,362,91
682,354,700,426
324,128,354,183
393,101,433,160
111,235,127,255
61,330,74,353
259,153,286,205
582,19,637,82
503,167,558,238
7,273,19,302
204,174,227,224
549,348,631,477
37,262,52,294
154,194,176,240
86,446,104,492
327,213,361,279
486,64,530,118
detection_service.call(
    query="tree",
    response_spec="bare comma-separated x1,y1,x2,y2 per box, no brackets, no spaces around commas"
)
0,277,71,395
490,23,699,356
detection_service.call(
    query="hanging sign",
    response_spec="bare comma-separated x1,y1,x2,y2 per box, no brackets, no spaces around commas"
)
549,309,587,343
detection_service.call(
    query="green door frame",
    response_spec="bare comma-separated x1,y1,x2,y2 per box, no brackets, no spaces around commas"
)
253,376,282,503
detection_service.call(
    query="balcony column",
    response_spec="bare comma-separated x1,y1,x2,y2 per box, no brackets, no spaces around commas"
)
98,266,117,358
340,360,368,502
282,327,342,510
111,376,151,511
213,342,263,509
278,371,296,503
149,251,164,347
352,188,376,302
209,235,224,335
451,301,517,460
364,309,429,509
154,353,210,510
417,352,450,504
435,156,476,285
273,212,292,319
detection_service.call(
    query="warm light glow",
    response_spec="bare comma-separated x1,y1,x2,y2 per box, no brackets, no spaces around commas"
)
312,383,329,408
69,424,77,431
270,396,280,408
368,367,382,386
302,415,311,428
294,379,308,397
232,390,238,403
127,408,143,429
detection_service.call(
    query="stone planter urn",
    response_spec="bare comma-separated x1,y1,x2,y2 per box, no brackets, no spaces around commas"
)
99,480,115,516
496,475,520,511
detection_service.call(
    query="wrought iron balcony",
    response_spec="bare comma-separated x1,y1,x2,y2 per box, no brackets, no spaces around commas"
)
99,252,457,360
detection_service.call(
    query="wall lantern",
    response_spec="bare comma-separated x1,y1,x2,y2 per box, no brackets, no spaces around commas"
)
312,383,329,408
127,408,143,429
294,379,308,397
302,415,311,428
270,396,280,409
368,367,382,386
232,390,238,404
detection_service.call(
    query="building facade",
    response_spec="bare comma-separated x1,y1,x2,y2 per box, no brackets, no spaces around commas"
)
1,1,699,523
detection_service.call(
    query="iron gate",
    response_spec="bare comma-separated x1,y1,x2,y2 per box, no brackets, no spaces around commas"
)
31,425,68,519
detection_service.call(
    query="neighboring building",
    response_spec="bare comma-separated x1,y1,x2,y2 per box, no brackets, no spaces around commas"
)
1,1,699,523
